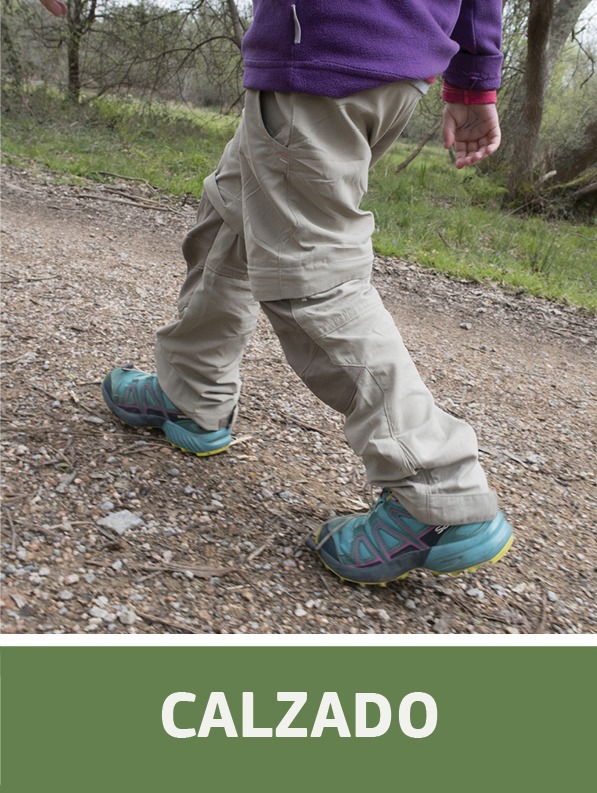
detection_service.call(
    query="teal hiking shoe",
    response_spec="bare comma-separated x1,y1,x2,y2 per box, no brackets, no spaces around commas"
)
101,366,231,456
306,489,514,585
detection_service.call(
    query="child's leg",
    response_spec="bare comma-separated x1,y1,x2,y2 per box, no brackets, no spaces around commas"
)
240,83,497,525
262,280,497,526
155,193,259,431
155,124,259,431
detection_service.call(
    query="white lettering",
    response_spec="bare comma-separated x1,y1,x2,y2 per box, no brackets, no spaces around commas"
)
311,692,351,738
276,692,308,738
242,692,273,737
354,693,392,738
398,692,438,738
197,692,238,738
161,692,196,739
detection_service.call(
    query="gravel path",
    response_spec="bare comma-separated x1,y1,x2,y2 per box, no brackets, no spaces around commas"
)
1,164,595,634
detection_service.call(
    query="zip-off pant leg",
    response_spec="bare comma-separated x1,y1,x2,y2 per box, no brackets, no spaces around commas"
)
262,281,497,526
155,194,259,431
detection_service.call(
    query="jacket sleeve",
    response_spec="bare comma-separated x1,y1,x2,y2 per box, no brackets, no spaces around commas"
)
442,0,503,91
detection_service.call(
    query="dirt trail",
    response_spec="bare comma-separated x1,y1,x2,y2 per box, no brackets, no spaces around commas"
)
1,165,595,634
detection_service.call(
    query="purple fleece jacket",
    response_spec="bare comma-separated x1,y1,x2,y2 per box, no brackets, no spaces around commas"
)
242,0,502,98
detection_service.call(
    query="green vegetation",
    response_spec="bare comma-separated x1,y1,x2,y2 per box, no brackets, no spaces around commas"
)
2,88,596,311
367,145,596,310
1,90,238,194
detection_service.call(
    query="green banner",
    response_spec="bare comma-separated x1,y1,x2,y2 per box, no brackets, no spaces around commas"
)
0,647,594,791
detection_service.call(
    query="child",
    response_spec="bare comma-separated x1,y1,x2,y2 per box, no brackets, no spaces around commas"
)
43,0,513,585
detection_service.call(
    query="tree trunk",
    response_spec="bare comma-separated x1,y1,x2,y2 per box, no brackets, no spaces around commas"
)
67,30,82,103
507,0,555,199
66,0,97,104
226,0,245,49
546,0,592,79
1,4,24,95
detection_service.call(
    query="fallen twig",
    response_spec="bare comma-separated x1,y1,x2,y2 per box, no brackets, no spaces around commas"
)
95,171,158,189
136,610,194,633
77,192,182,214
128,561,235,578
278,411,337,437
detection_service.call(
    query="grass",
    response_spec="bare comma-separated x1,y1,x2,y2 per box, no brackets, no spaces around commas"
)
1,89,238,195
2,86,596,311
368,145,596,310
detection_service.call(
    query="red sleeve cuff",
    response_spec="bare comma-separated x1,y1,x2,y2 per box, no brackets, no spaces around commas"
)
442,81,497,105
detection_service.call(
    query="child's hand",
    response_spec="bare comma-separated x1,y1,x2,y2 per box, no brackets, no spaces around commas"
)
39,0,68,17
442,103,501,169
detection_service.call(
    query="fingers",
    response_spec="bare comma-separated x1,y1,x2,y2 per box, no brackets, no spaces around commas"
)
39,0,68,17
453,137,500,169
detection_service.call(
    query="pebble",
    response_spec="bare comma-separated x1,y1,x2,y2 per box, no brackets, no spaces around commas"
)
467,587,486,600
89,606,110,620
118,609,138,626
97,510,144,535
294,608,307,617
547,591,559,603
95,595,109,607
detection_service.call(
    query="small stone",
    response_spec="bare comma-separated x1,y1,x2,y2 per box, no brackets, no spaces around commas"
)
466,587,485,600
547,591,558,603
59,590,74,600
94,595,109,607
294,608,307,617
405,599,418,610
432,616,451,633
111,560,123,571
97,510,143,535
459,322,472,330
89,606,109,620
118,609,138,626
65,574,80,585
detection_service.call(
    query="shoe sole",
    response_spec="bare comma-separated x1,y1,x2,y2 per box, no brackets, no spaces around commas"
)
102,379,230,458
312,533,514,587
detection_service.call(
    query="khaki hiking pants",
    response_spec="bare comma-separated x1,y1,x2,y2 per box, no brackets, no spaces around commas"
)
155,83,498,525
